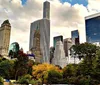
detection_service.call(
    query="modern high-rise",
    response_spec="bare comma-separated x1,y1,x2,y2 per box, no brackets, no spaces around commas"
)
43,1,50,19
0,20,11,56
29,1,50,63
71,30,79,45
85,13,100,43
53,35,63,48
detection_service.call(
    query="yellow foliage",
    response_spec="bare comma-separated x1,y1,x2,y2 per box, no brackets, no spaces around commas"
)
32,63,62,79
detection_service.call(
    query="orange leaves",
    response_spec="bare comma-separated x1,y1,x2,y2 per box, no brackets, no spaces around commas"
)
32,63,62,79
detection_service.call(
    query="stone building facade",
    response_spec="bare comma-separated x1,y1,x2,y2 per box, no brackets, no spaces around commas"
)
30,26,42,62
0,20,11,56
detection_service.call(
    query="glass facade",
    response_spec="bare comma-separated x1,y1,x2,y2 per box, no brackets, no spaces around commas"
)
71,30,79,39
9,42,19,53
86,16,100,43
71,30,79,44
53,35,63,48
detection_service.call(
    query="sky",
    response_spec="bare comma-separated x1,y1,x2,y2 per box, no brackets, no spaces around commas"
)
0,0,100,52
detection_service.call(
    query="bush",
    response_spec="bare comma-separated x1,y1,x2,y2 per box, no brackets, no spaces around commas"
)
18,74,37,84
0,76,3,85
47,70,63,84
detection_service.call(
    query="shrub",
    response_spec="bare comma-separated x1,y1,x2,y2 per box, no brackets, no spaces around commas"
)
18,74,37,84
0,76,3,85
47,70,63,84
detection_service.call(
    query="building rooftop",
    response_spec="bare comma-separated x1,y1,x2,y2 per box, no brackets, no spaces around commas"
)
85,12,100,20
1,20,11,27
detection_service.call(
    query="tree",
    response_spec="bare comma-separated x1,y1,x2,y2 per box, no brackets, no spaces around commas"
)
18,74,35,84
62,64,78,84
63,64,78,78
47,70,63,84
70,43,98,65
0,60,14,79
0,76,3,85
32,63,62,84
14,50,29,80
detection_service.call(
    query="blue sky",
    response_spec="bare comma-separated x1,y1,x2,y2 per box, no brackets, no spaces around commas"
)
60,0,88,6
21,0,88,7
21,0,27,5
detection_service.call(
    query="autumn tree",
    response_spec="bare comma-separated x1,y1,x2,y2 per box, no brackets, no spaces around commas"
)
14,50,28,80
32,63,62,84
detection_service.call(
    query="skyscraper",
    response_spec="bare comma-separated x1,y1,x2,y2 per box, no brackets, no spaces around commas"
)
0,20,11,56
53,35,63,48
71,30,79,45
29,1,50,63
43,1,50,19
52,41,67,68
64,38,72,57
85,13,100,43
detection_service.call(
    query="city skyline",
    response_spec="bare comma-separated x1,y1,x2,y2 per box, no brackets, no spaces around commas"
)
0,0,100,52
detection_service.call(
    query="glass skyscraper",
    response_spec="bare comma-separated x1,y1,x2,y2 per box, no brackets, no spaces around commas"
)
71,30,79,44
53,35,63,48
29,1,50,63
85,13,100,43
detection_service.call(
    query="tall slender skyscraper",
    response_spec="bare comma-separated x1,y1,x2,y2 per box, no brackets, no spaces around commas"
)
29,1,50,63
43,1,50,19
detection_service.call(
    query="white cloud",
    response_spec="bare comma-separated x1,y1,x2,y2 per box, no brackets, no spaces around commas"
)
0,0,99,52
88,0,100,12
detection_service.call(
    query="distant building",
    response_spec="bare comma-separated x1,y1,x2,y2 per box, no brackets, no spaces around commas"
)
53,35,63,48
9,42,20,58
50,47,55,64
0,20,11,56
29,1,50,63
64,38,72,57
85,13,100,43
93,42,100,46
52,41,67,68
9,42,19,53
71,30,79,45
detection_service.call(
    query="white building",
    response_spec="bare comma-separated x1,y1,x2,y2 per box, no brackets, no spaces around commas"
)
52,41,68,68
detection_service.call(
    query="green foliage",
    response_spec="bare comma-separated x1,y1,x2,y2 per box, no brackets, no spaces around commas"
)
1,42,100,84
18,74,36,84
47,70,63,84
71,43,98,61
79,76,90,85
63,64,78,78
0,76,3,85
0,60,14,79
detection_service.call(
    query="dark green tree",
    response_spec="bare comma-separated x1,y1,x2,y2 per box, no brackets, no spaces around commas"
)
0,60,14,79
63,64,78,84
47,70,63,84
70,43,98,65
